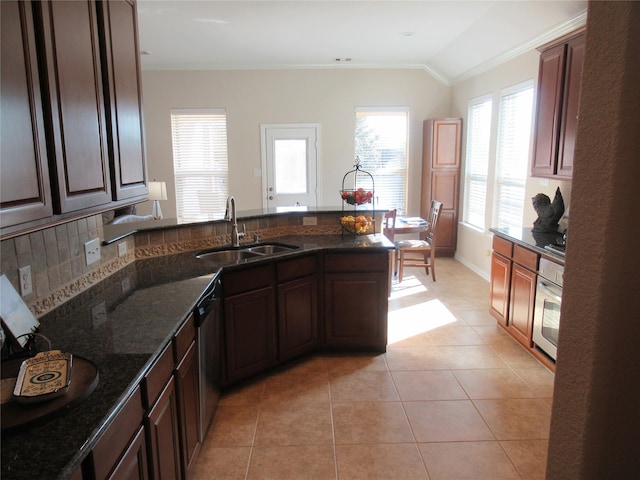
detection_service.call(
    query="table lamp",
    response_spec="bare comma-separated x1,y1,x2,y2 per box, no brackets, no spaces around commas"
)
148,181,167,219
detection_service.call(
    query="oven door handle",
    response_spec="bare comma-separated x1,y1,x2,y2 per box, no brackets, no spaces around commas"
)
537,281,562,303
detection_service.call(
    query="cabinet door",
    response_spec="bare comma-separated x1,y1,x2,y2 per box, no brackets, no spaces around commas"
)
224,286,277,384
107,426,149,480
556,34,585,178
277,275,318,362
421,118,461,257
489,253,511,327
175,340,201,480
531,43,565,178
91,388,145,480
0,1,53,229
323,272,388,349
98,0,148,201
508,264,537,348
146,377,181,480
37,0,112,213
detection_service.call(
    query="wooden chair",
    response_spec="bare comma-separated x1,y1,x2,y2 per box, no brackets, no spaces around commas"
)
395,200,443,282
382,209,397,294
382,209,397,242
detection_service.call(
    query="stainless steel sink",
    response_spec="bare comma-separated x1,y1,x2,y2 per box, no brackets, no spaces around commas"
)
196,249,263,263
246,244,297,255
195,243,298,264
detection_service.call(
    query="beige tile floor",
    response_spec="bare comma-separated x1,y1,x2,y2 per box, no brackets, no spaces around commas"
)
193,258,554,480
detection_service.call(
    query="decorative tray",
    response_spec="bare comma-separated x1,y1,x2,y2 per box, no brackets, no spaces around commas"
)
13,350,73,404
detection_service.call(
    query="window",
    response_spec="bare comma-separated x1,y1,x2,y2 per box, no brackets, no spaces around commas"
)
494,82,534,230
463,95,492,229
355,108,408,214
170,109,229,223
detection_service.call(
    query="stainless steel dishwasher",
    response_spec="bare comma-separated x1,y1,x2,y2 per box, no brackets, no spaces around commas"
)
194,275,223,441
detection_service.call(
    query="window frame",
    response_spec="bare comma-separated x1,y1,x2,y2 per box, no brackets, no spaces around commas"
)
354,106,409,215
463,94,493,231
493,80,535,230
170,108,229,223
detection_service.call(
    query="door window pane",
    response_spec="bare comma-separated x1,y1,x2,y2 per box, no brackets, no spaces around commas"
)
274,139,307,194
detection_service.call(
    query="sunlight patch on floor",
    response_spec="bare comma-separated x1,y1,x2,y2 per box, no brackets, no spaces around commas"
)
387,298,458,344
389,274,428,299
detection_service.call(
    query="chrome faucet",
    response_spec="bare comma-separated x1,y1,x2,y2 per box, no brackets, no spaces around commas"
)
225,196,246,247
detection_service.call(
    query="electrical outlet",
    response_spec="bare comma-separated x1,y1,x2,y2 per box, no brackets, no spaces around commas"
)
118,241,127,257
19,265,33,296
91,301,107,329
85,238,101,266
303,216,317,226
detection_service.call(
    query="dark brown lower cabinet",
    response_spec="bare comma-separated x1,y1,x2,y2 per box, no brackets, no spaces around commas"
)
174,319,201,480
489,252,511,327
106,426,149,480
145,377,181,480
323,252,389,350
508,263,537,348
276,255,318,362
89,387,148,480
224,286,277,383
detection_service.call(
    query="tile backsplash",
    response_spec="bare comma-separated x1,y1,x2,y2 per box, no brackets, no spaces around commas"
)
0,211,352,319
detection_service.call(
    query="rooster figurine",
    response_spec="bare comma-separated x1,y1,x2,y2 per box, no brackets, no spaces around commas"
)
532,187,565,233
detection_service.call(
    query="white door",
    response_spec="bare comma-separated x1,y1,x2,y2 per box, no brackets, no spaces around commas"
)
261,124,318,209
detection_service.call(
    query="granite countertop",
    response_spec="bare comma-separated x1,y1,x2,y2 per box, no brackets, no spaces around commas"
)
490,227,566,263
1,233,393,480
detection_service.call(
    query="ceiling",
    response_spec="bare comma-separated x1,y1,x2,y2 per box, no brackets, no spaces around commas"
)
136,0,587,86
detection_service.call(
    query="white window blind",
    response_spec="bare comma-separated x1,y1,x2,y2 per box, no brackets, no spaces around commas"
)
463,96,492,229
355,108,408,214
171,109,229,223
495,82,534,229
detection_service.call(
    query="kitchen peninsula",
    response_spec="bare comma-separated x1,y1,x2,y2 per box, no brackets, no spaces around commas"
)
1,208,393,480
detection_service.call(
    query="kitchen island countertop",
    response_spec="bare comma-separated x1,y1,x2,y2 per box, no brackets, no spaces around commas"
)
1,233,392,480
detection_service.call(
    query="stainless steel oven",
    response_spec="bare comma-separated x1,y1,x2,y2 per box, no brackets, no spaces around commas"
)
533,257,563,361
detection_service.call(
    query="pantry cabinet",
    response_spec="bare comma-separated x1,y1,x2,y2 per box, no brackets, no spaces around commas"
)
0,0,148,238
531,28,585,179
420,118,462,256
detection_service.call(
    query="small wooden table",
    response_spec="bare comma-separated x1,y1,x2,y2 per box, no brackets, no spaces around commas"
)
390,217,429,236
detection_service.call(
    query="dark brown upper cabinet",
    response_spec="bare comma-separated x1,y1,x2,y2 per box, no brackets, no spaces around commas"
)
98,0,148,202
531,28,586,180
0,0,148,238
0,1,53,229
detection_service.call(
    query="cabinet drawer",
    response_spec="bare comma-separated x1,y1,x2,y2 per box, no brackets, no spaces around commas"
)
223,264,274,296
276,255,316,282
91,386,144,480
174,314,196,363
142,342,174,409
513,245,539,271
492,236,513,258
323,252,388,273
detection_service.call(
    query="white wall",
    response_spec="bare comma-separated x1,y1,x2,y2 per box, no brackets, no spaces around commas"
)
139,69,450,219
450,50,572,279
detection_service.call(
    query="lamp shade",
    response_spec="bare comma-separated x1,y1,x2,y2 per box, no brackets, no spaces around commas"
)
148,181,167,201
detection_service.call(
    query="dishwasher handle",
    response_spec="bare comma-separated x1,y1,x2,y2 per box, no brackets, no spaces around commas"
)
195,278,222,326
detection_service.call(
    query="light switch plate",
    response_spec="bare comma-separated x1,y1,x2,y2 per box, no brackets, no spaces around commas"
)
85,238,101,266
118,241,127,257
